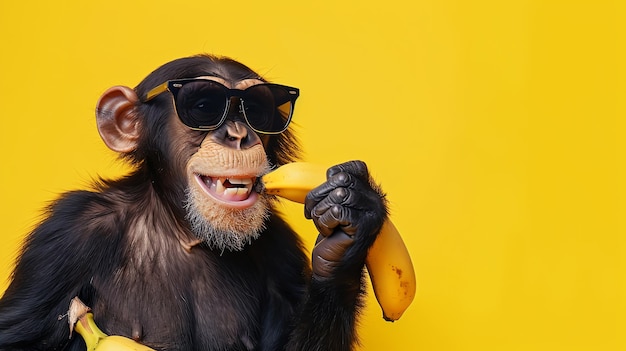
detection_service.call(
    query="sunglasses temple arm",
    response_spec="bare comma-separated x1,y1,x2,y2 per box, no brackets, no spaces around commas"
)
144,82,170,102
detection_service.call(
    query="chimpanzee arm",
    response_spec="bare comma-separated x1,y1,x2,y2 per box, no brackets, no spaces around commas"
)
287,161,388,351
0,191,121,350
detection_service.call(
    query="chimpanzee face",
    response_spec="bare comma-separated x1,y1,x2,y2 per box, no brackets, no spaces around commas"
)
166,77,274,251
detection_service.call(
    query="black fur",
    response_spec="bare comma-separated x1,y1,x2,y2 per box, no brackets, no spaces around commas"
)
0,54,386,351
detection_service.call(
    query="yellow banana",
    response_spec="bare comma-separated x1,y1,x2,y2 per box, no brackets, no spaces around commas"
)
364,219,416,321
68,297,156,351
262,162,416,321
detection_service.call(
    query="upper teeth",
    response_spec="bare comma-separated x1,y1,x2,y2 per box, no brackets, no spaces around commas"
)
203,176,255,200
217,178,249,196
227,178,252,186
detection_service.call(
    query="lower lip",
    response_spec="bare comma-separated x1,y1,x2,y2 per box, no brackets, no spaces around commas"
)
194,175,259,209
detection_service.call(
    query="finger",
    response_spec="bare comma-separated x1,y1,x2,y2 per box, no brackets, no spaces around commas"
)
311,255,337,280
324,183,373,211
327,187,350,204
304,181,334,219
304,172,354,215
326,160,369,181
313,204,350,236
314,231,354,261
312,230,354,278
327,185,368,209
308,194,336,220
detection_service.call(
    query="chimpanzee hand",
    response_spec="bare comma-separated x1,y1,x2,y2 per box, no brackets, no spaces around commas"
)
304,160,387,281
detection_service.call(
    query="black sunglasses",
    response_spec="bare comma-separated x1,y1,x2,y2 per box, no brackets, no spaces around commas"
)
143,78,300,134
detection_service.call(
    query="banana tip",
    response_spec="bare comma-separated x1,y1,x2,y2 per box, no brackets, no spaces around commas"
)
254,178,266,194
383,315,399,322
382,310,405,322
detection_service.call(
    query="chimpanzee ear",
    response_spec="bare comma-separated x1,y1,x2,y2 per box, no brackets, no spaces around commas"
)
96,86,141,153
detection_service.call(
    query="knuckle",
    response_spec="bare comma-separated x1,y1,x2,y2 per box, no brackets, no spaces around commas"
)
330,204,343,218
351,160,367,172
330,187,348,202
331,172,352,187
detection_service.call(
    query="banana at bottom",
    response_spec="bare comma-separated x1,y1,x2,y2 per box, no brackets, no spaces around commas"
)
68,297,155,351
262,162,416,321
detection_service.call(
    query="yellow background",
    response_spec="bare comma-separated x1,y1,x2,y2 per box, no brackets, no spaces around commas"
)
1,1,624,350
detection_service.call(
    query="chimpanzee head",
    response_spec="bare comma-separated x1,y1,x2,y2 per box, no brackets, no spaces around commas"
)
95,54,300,251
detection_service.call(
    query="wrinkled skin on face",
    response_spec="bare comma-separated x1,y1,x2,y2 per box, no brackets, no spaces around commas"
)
184,139,271,251
168,77,276,252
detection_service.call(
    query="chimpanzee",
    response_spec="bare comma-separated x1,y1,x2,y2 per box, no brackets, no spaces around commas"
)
0,54,387,351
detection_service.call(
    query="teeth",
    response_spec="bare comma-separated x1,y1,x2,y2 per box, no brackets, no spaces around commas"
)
216,178,226,194
202,176,255,201
227,178,252,185
217,179,250,196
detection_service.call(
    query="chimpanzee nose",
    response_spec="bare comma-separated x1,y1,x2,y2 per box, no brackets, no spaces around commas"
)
210,120,261,150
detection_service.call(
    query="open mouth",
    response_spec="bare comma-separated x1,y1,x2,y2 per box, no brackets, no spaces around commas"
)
194,174,259,208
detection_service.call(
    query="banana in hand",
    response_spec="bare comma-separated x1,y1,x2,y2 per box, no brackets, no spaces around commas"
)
68,297,155,351
262,162,416,321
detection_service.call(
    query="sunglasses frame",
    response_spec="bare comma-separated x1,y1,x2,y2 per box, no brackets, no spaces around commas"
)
143,78,300,134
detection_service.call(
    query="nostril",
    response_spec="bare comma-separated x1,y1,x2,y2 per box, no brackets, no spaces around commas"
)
226,133,239,142
226,129,248,143
227,124,247,139
211,121,260,150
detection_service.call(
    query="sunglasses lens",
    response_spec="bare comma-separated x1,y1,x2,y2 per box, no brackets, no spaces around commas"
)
175,81,228,129
168,79,296,133
243,84,294,133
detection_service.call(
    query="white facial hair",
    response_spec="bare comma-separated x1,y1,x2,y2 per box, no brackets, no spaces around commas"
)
184,186,270,252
